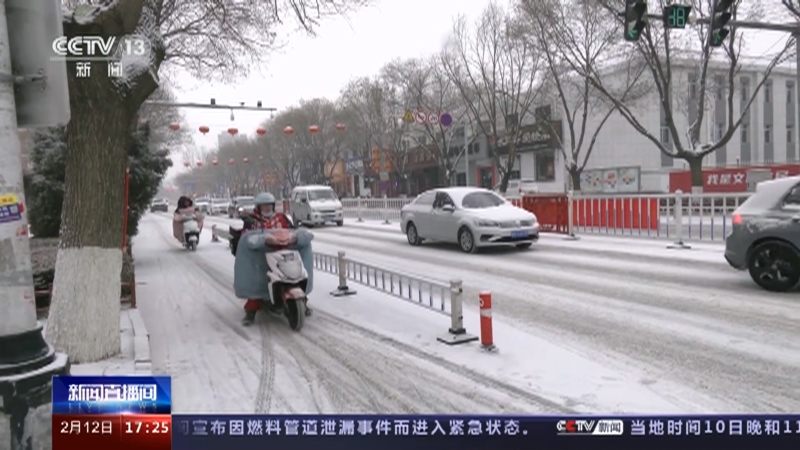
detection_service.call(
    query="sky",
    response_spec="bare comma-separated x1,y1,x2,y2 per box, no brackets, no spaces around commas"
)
163,0,793,182
164,0,488,181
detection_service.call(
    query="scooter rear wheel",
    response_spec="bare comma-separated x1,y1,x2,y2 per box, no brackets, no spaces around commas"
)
286,298,306,331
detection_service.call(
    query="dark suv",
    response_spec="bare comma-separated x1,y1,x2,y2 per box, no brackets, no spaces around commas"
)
150,198,169,212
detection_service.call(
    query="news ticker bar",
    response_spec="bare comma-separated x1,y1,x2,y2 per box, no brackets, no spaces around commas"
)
53,414,800,450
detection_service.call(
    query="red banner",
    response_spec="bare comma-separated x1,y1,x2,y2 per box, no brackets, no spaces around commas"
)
669,164,800,193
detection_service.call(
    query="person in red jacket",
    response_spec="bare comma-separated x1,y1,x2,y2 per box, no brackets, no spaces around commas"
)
240,192,300,323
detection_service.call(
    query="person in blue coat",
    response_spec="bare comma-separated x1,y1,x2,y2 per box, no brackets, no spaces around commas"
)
233,192,315,325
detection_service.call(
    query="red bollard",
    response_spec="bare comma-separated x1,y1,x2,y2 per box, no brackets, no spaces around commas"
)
479,291,497,351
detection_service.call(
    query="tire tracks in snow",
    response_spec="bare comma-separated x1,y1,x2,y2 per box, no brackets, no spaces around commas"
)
306,226,800,413
178,217,573,414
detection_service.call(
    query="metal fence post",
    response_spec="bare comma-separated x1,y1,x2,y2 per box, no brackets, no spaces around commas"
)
382,195,391,224
668,189,691,249
564,190,579,240
330,251,357,296
357,197,363,222
436,279,478,345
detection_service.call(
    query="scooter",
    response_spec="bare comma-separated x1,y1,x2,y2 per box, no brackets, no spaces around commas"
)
265,249,310,331
182,216,201,251
228,227,310,331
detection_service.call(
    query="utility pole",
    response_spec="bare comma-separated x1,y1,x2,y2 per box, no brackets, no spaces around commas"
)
0,0,71,449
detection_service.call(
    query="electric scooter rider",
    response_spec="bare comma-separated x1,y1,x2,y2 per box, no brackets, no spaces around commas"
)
233,192,315,326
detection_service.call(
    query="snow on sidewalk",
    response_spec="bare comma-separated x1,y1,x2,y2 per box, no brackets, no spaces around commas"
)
311,272,708,414
57,307,152,376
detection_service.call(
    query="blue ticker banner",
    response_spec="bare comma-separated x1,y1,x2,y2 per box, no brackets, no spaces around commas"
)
171,414,800,450
52,376,172,415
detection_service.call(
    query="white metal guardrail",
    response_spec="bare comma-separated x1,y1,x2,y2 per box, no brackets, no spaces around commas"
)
313,251,451,315
340,192,753,242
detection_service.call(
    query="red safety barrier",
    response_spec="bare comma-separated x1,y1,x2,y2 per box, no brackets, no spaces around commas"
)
571,197,659,231
520,195,569,233
479,291,496,351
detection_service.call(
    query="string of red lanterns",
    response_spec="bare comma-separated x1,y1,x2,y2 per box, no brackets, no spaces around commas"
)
176,123,347,168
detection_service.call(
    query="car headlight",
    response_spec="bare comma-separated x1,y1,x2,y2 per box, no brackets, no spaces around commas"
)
475,220,498,227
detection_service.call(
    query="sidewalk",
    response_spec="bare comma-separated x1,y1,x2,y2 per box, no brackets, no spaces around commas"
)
311,271,715,413
50,306,152,376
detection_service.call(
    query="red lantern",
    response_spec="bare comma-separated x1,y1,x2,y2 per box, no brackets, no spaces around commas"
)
169,123,180,131
256,127,266,136
284,126,294,135
309,125,319,134
199,125,209,134
228,127,238,135
183,161,190,167
196,161,203,167
228,158,235,165
243,157,249,163
335,123,346,131
212,160,218,166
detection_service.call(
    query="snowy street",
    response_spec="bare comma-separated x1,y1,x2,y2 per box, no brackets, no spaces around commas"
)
134,214,569,415
220,216,800,411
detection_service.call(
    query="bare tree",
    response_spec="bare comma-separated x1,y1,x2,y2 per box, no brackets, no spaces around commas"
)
382,58,474,186
518,0,649,191
50,0,369,362
442,2,544,193
577,0,792,193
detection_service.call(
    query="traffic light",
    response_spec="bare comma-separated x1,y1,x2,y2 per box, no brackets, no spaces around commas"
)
710,0,733,47
663,4,692,29
624,0,648,42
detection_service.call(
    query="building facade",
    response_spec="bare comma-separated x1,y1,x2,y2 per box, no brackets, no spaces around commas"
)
558,60,799,193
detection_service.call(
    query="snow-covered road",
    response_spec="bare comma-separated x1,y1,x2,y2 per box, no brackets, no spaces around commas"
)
197,215,800,413
134,215,567,414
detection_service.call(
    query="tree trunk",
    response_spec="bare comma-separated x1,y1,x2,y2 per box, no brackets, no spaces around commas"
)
686,155,703,194
569,168,582,191
498,166,513,194
46,68,135,363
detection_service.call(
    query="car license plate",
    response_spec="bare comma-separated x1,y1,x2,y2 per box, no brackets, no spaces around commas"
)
511,230,529,239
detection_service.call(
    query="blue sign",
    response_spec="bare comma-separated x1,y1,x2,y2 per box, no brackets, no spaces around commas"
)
52,375,172,415
440,113,453,127
0,203,21,223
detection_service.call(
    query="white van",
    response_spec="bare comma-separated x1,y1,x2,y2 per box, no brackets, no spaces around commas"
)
290,185,344,227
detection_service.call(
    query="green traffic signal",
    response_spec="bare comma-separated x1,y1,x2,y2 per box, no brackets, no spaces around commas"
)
664,5,691,29
623,0,647,42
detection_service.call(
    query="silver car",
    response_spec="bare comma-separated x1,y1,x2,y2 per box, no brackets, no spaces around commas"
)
725,175,800,292
400,187,539,253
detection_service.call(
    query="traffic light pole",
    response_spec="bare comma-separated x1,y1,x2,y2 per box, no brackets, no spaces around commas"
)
637,12,800,159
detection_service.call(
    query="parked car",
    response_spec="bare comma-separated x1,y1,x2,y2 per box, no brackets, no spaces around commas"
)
228,196,256,218
725,175,800,292
150,198,169,212
209,198,229,215
400,187,539,253
194,197,211,213
289,185,344,227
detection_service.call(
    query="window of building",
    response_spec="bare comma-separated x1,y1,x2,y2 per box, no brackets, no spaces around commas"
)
660,126,670,143
741,124,748,143
741,78,749,102
765,124,771,143
788,82,795,103
535,150,555,181
788,126,793,144
715,123,724,141
688,74,697,98
716,85,723,100
765,83,772,103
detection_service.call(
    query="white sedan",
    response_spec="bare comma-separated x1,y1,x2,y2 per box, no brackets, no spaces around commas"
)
400,187,539,253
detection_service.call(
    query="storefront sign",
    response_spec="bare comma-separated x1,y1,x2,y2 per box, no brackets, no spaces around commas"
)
669,165,800,193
